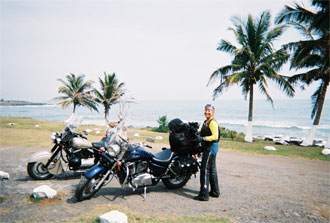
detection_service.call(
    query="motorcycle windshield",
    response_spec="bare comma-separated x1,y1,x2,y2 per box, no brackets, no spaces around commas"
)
62,114,82,140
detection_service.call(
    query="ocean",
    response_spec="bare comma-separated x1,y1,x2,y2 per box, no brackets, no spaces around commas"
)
0,99,329,141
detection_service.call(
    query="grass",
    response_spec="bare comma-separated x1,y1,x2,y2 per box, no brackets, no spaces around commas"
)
0,117,328,161
61,204,231,223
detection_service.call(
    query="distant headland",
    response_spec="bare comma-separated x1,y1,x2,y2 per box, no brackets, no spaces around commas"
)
0,100,47,106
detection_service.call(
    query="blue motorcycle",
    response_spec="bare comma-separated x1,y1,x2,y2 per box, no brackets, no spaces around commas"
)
75,119,200,201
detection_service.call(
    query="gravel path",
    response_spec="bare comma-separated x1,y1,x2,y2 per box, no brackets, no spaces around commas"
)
0,146,329,223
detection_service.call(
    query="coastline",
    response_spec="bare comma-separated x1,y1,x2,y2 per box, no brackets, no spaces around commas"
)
0,100,47,106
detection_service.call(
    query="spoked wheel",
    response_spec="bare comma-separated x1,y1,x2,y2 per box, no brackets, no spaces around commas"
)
162,174,191,189
75,174,106,201
27,162,53,180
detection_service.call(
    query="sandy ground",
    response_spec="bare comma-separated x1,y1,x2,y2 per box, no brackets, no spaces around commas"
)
0,146,329,223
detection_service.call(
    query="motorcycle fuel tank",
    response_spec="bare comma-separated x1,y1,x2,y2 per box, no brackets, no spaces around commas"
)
71,137,93,149
128,147,152,162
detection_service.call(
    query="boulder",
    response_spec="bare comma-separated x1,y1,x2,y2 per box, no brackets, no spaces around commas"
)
155,136,163,140
0,171,10,179
146,137,155,143
99,210,127,223
133,133,140,137
32,185,57,199
264,146,276,151
321,148,330,156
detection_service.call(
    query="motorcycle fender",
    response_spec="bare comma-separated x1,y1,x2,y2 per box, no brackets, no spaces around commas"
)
85,164,106,179
28,150,63,175
28,150,52,164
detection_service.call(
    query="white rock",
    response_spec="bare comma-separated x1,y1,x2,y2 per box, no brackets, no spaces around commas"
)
321,148,330,156
8,123,14,126
96,130,101,134
32,185,57,199
99,210,127,223
264,146,276,151
34,124,40,128
0,171,10,179
85,128,92,133
155,136,163,140
133,133,140,137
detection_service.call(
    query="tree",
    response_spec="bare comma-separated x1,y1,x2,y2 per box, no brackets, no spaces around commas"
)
53,73,98,114
276,0,329,146
208,11,294,142
93,72,125,123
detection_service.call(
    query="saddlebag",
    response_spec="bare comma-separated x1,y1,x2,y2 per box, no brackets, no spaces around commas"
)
168,118,201,155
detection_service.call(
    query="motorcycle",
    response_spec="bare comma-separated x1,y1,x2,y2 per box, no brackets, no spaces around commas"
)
27,116,100,180
75,118,201,201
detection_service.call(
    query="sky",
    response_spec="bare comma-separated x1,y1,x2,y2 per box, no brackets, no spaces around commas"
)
0,0,325,103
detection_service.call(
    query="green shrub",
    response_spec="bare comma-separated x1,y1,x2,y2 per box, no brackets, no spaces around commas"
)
153,115,169,133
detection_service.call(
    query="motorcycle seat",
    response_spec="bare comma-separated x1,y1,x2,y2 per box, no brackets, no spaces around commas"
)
151,148,174,166
92,141,106,149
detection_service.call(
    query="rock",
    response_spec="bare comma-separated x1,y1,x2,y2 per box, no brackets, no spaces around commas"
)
85,128,92,133
0,171,10,179
96,130,101,134
264,135,273,141
146,137,155,143
321,148,330,156
32,185,57,199
264,146,276,151
155,136,163,140
99,210,127,223
8,123,14,126
34,124,40,128
133,133,140,137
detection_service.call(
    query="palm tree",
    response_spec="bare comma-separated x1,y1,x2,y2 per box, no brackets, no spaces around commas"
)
93,72,125,123
276,0,329,146
208,11,294,142
53,73,98,115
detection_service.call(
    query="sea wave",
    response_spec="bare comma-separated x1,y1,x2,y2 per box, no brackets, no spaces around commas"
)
219,119,330,131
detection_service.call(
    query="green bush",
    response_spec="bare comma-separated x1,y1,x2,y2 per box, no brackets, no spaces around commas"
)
153,115,169,133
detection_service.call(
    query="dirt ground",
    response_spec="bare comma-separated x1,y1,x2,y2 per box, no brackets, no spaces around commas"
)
0,146,329,223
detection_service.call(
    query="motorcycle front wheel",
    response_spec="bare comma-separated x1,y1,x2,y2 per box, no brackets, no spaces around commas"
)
162,174,191,189
27,162,53,180
75,174,105,201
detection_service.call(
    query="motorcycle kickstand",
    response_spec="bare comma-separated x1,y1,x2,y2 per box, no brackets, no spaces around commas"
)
143,186,147,201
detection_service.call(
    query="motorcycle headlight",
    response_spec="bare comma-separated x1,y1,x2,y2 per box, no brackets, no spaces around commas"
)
50,132,57,143
50,132,61,144
107,144,121,157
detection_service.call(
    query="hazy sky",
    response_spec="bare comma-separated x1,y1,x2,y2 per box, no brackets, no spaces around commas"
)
1,0,324,102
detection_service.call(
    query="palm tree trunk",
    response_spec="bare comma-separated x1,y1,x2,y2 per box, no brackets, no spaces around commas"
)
245,84,254,142
104,108,109,124
302,82,328,146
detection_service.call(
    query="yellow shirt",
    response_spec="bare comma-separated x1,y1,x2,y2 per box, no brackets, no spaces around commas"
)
199,119,219,142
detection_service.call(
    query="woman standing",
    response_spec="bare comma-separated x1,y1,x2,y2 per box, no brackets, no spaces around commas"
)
194,104,220,201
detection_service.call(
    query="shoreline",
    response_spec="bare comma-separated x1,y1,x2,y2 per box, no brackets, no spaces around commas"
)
0,100,47,106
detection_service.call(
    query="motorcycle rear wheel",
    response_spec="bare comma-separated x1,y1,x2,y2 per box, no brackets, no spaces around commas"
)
27,162,53,180
162,174,191,189
75,174,104,201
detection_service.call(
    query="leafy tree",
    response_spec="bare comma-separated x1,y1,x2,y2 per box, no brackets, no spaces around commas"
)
209,11,294,142
53,73,98,113
93,72,125,122
276,0,329,146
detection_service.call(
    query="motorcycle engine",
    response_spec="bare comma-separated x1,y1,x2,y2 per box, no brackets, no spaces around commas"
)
68,156,81,170
129,162,153,187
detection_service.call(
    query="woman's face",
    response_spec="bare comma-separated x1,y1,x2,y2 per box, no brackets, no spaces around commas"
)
204,109,214,120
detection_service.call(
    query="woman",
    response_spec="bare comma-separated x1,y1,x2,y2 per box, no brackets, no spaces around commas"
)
194,104,220,201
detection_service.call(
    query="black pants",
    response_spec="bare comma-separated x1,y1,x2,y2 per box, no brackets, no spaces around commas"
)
199,147,219,196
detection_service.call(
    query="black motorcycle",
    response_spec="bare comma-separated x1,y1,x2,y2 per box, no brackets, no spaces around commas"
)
75,118,201,201
27,117,100,180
